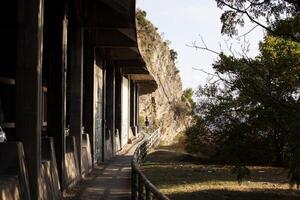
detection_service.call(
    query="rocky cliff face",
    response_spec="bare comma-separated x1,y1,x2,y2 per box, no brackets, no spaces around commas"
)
136,10,192,144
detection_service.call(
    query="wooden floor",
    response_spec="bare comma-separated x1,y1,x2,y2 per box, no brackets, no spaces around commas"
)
64,137,142,200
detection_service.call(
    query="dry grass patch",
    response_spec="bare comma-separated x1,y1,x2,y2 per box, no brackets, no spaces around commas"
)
142,149,300,200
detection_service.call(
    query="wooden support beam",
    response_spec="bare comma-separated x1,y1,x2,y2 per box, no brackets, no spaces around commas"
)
16,0,44,199
102,64,107,161
136,84,140,133
105,64,116,160
69,26,84,176
109,59,146,68
115,68,122,152
120,67,149,75
129,74,156,81
101,47,141,60
82,0,133,29
130,80,136,135
44,0,67,189
91,29,137,48
100,0,134,18
117,28,136,42
83,30,96,166
93,56,105,164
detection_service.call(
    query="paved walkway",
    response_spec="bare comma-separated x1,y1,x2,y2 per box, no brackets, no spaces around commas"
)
65,136,143,200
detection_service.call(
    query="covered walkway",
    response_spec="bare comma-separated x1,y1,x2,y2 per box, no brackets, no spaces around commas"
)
0,0,158,199
65,136,143,200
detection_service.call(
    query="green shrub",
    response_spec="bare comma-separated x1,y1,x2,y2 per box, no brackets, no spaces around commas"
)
173,101,191,120
184,117,215,157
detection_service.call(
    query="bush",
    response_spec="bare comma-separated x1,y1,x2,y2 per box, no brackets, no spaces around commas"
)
136,9,148,27
184,117,216,157
173,101,191,120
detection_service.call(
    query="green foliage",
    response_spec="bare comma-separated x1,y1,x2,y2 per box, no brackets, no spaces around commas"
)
231,165,250,185
139,115,145,128
183,88,194,105
170,49,178,61
136,9,148,27
194,35,300,184
271,15,300,42
185,117,215,156
289,151,300,189
215,0,300,42
173,101,191,120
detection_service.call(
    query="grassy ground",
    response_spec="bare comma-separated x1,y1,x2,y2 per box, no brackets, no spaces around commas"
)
142,148,300,200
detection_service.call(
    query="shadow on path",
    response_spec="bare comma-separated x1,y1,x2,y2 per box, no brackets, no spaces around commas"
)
64,136,143,200
142,149,300,200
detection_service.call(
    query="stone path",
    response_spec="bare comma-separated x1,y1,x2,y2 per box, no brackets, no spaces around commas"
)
64,136,143,200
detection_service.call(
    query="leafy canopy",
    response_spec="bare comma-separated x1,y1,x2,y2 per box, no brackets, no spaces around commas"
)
192,35,300,186
215,0,300,42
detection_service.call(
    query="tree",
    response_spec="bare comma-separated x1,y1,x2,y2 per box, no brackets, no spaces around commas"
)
183,88,194,104
185,116,215,156
215,0,300,42
194,35,300,186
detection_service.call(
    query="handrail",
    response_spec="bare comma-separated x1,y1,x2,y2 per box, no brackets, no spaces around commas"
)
131,129,170,200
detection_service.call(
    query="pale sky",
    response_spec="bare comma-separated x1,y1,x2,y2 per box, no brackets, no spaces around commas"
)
137,0,265,90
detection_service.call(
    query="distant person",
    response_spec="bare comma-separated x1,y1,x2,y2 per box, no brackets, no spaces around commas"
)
145,116,150,127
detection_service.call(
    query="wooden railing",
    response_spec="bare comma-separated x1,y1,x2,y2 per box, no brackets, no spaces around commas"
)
131,129,170,200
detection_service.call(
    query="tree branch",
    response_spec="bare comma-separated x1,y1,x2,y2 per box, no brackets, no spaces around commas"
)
218,0,299,42
237,25,260,39
187,36,221,55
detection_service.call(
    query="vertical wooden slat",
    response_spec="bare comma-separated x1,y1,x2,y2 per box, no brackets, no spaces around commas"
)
69,25,84,176
83,30,95,165
16,0,44,199
136,84,140,133
44,0,67,189
115,68,122,152
130,80,137,135
102,63,107,161
105,64,115,160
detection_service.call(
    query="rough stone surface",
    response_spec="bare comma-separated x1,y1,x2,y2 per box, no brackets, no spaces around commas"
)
137,12,192,144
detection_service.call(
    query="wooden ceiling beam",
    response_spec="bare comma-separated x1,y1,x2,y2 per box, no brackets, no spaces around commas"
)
110,59,146,68
82,0,134,29
101,47,140,60
91,29,137,48
120,67,149,75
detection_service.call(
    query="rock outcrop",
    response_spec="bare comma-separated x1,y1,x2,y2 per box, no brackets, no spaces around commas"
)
136,10,192,144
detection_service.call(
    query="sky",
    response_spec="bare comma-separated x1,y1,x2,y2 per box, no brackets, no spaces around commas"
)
136,0,265,90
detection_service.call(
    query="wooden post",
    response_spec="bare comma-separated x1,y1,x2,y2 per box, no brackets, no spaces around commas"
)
105,64,115,160
136,84,140,133
102,64,107,161
115,68,122,152
83,30,96,166
69,25,84,176
16,0,44,199
130,81,136,135
44,0,67,189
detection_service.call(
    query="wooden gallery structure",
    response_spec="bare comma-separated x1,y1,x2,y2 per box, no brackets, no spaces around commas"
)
0,0,157,199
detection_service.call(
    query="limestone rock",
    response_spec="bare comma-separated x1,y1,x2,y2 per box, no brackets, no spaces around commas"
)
136,11,192,144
